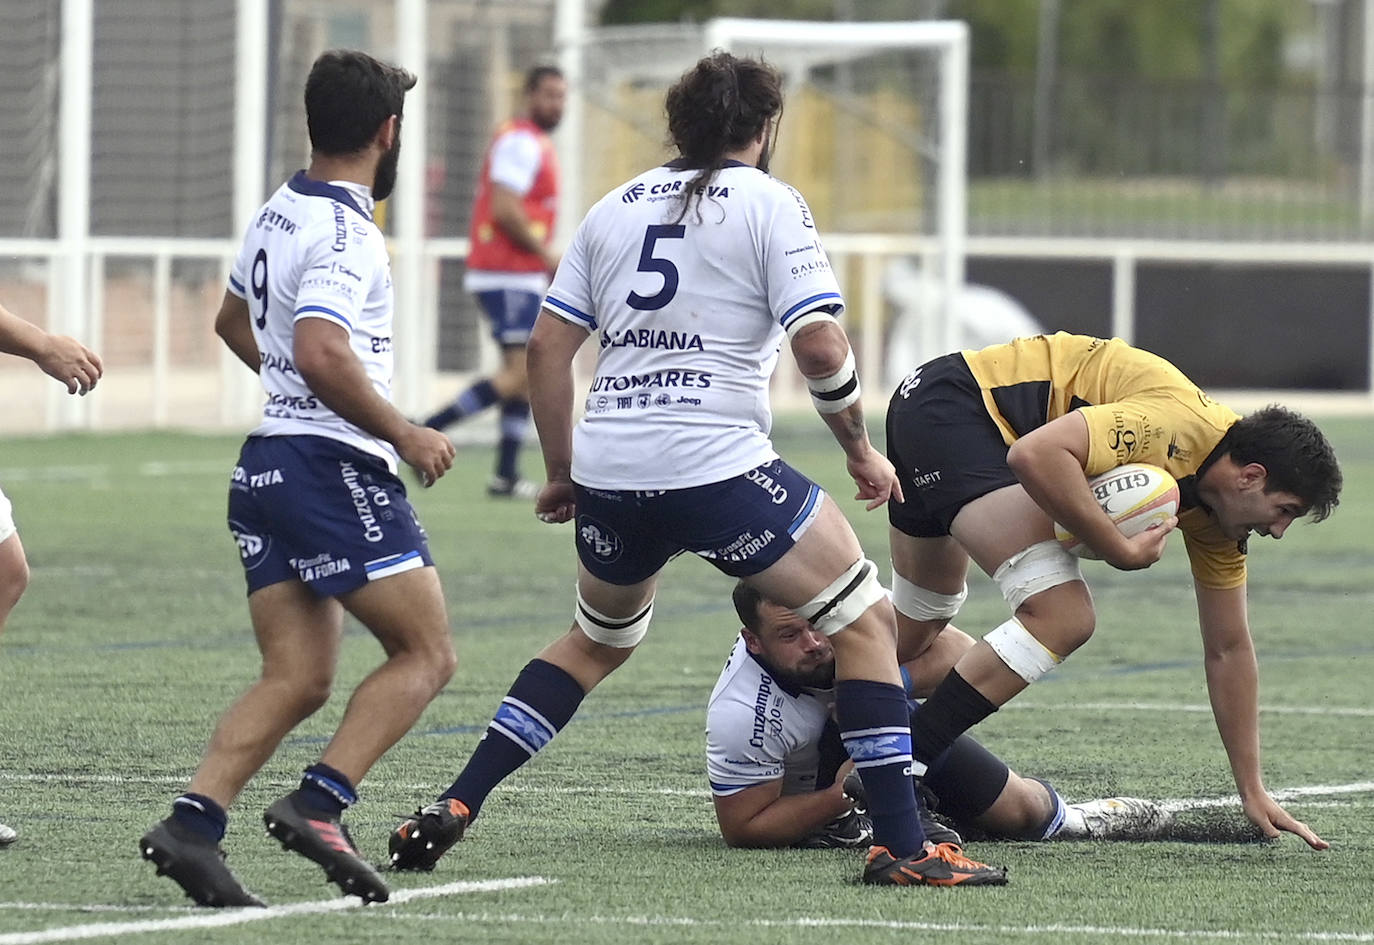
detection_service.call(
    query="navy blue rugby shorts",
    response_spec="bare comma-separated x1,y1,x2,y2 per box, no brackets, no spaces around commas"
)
476,288,543,347
227,434,434,596
572,458,825,586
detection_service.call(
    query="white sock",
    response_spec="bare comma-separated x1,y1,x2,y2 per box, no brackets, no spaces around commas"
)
1056,803,1088,838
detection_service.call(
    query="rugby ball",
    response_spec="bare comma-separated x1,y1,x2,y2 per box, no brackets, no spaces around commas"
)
1053,463,1179,560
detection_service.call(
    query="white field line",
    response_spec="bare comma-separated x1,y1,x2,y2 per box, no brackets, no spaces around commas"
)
1009,700,1374,718
372,911,1374,942
0,877,551,945
0,905,195,914
2,782,1372,942
1160,780,1374,813
0,460,229,483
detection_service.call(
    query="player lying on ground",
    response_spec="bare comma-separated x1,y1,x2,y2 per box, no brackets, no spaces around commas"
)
885,332,1341,849
709,583,1171,849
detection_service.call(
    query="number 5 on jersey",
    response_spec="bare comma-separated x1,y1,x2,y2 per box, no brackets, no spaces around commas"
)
626,224,685,311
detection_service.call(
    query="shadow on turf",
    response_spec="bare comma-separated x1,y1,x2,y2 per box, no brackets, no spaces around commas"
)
964,809,1269,845
637,812,1268,853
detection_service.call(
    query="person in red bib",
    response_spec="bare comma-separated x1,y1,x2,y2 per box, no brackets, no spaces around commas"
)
423,65,566,498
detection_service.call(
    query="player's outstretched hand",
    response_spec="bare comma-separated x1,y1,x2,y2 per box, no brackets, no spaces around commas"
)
535,479,576,524
847,447,904,511
1103,516,1177,571
38,334,103,395
1244,794,1329,850
398,424,455,488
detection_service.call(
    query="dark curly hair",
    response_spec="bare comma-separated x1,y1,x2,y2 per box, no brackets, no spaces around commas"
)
664,51,782,223
1219,404,1342,522
731,581,767,632
305,49,416,156
524,64,564,94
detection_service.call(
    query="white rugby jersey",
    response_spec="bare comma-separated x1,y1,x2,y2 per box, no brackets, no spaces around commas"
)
544,160,844,489
227,172,399,471
705,634,833,797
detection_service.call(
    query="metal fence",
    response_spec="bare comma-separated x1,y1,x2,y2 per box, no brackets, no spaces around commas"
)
968,71,1374,240
2,1,1374,435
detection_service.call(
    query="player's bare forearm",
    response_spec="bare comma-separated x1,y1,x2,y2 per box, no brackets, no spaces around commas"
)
527,310,586,482
491,185,554,265
531,372,573,482
213,292,261,373
790,321,873,462
819,402,871,462
1195,583,1267,799
0,302,102,394
0,302,48,361
296,326,454,486
1203,633,1328,849
714,783,852,848
815,398,904,509
1009,412,1151,567
294,319,409,444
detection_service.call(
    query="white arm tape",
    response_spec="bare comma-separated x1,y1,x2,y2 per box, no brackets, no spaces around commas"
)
784,309,838,338
807,348,861,414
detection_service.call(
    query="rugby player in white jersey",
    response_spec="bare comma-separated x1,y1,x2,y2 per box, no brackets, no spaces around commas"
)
388,51,1006,888
708,583,1172,849
139,49,457,908
0,299,103,848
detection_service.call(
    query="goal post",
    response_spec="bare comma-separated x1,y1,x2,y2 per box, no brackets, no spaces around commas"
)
571,18,971,401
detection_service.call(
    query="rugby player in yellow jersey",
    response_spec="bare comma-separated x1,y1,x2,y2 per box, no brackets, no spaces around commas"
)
884,332,1341,849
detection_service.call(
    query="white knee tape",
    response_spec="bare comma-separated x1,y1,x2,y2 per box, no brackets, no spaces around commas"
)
984,617,1062,683
992,539,1083,611
891,570,967,622
575,591,653,648
798,558,887,637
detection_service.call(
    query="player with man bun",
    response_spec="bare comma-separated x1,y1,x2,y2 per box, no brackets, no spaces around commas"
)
388,50,1006,888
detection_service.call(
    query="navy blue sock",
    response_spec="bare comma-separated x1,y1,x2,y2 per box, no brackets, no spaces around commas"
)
1028,777,1067,839
836,678,925,858
425,379,499,429
297,762,357,817
171,792,227,843
442,659,585,820
496,400,531,481
911,668,998,768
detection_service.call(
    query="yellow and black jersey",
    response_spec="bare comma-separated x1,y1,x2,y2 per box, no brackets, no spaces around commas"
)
961,332,1244,589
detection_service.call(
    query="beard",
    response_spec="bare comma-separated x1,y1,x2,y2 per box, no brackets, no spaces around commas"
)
532,108,562,132
757,132,772,174
373,135,401,201
772,659,836,690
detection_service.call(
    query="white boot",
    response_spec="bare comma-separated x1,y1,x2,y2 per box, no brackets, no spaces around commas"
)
1059,797,1173,839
